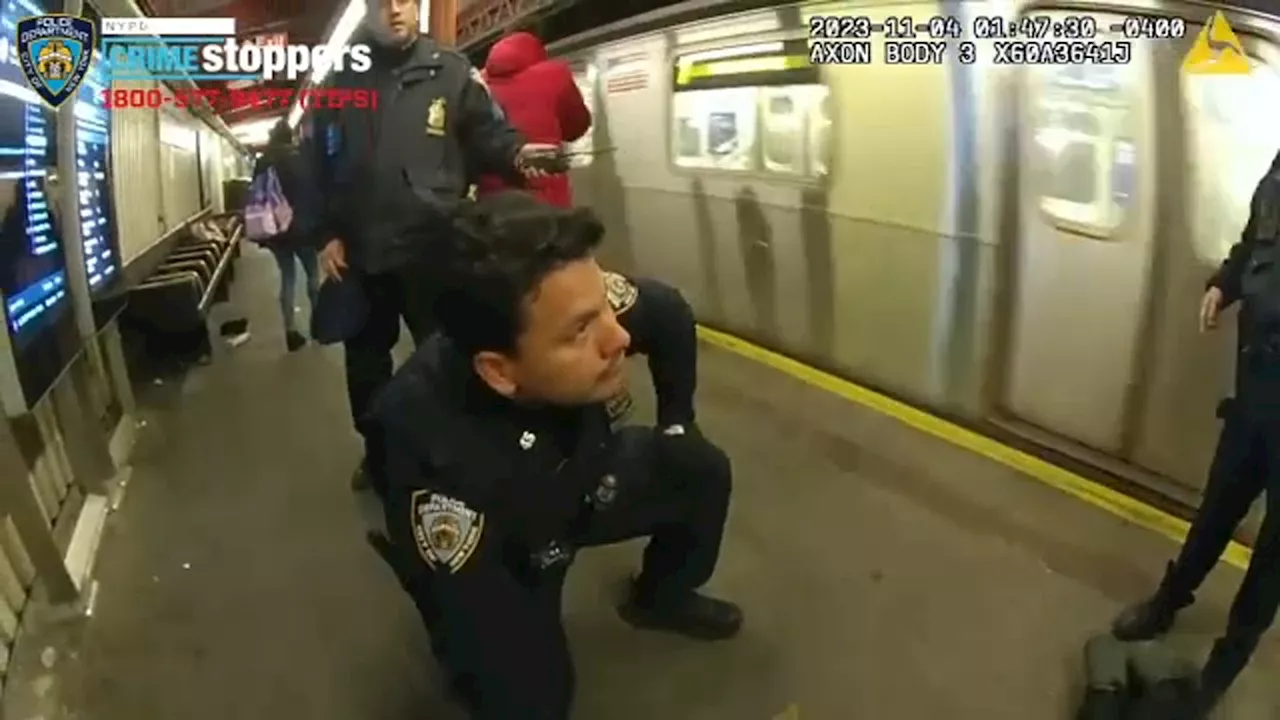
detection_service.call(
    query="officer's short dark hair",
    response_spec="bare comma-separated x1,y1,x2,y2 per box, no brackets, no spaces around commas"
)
436,191,605,355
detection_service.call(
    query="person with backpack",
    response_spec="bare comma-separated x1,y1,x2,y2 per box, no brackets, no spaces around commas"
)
1111,149,1280,718
249,120,321,352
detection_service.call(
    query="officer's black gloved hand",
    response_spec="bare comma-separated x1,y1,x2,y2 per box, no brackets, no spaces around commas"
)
653,422,706,479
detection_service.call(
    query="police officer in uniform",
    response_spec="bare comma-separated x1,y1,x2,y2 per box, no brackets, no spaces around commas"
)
371,191,741,718
310,0,545,495
1112,150,1280,717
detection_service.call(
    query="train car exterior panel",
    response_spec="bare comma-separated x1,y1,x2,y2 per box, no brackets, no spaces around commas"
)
553,0,1280,515
999,11,1159,455
562,0,961,406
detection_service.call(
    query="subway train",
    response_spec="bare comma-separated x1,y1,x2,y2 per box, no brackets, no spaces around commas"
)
532,0,1280,520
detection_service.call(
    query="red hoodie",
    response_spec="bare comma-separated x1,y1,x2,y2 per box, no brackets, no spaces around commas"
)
477,32,591,208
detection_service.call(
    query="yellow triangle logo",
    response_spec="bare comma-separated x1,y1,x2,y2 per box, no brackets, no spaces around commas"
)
1183,11,1252,74
774,705,800,720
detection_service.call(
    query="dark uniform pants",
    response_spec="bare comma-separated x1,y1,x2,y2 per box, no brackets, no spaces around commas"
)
1161,398,1280,697
398,426,732,720
344,260,438,492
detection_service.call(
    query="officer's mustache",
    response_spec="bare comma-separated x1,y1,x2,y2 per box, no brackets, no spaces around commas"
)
599,353,625,382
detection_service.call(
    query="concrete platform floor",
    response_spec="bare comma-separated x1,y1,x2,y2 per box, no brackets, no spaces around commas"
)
33,246,1280,718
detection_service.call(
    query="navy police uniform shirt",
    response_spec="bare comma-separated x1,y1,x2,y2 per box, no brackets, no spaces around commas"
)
371,271,697,569
1207,149,1280,405
369,274,698,712
309,34,526,274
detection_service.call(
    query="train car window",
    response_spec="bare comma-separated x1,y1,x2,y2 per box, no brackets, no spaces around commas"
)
670,38,819,178
1182,45,1280,263
676,117,702,158
567,65,597,168
1028,61,1139,234
761,85,830,176
671,87,758,171
761,90,800,173
1037,107,1100,205
810,92,831,177
670,39,822,178
1112,139,1136,208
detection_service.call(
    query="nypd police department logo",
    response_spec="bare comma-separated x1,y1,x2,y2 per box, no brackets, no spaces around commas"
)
410,490,484,573
17,15,94,109
603,271,637,314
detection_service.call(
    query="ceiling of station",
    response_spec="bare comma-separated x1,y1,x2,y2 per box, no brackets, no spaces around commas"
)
134,0,674,140
139,0,346,130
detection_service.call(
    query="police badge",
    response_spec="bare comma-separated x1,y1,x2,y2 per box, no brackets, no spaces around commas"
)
426,97,447,137
603,271,637,314
410,490,484,572
17,15,94,109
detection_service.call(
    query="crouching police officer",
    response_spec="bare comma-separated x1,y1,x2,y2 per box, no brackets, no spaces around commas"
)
370,191,741,718
1111,150,1280,717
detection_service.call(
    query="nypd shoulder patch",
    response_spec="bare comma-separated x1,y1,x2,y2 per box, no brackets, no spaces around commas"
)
603,271,638,314
410,490,485,573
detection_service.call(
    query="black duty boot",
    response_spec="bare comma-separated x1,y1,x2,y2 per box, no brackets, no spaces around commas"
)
1112,562,1192,641
618,580,743,641
286,330,306,352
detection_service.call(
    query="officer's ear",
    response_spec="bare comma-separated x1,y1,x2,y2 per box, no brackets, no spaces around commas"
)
473,351,519,398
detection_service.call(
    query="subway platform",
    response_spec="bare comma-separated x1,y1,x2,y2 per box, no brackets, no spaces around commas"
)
11,246,1280,719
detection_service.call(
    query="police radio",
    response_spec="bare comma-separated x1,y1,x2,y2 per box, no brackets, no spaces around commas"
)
520,145,618,174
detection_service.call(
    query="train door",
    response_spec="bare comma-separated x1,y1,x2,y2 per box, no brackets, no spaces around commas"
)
1132,19,1280,496
999,10,1155,454
565,61,598,211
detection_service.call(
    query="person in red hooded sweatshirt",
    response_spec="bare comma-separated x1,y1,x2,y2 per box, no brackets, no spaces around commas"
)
476,31,591,208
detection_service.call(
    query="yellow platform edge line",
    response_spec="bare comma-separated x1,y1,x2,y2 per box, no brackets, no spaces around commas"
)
695,325,1253,571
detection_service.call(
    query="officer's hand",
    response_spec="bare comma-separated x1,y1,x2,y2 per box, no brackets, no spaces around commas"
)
653,423,704,479
516,143,559,178
1200,286,1224,333
320,239,347,282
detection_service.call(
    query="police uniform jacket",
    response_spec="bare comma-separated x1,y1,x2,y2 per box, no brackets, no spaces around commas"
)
370,274,695,696
1208,150,1280,405
310,34,525,274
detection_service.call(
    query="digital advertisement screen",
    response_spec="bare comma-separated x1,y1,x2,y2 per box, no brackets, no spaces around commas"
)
0,65,67,347
0,0,82,412
74,45,118,295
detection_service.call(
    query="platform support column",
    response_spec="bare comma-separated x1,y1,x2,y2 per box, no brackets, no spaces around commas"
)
429,0,458,47
53,0,118,491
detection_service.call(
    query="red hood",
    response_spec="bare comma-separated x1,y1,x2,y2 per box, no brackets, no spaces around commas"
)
484,32,547,78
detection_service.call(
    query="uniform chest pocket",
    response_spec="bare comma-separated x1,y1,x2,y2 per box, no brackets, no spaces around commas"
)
498,463,595,549
393,80,465,200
